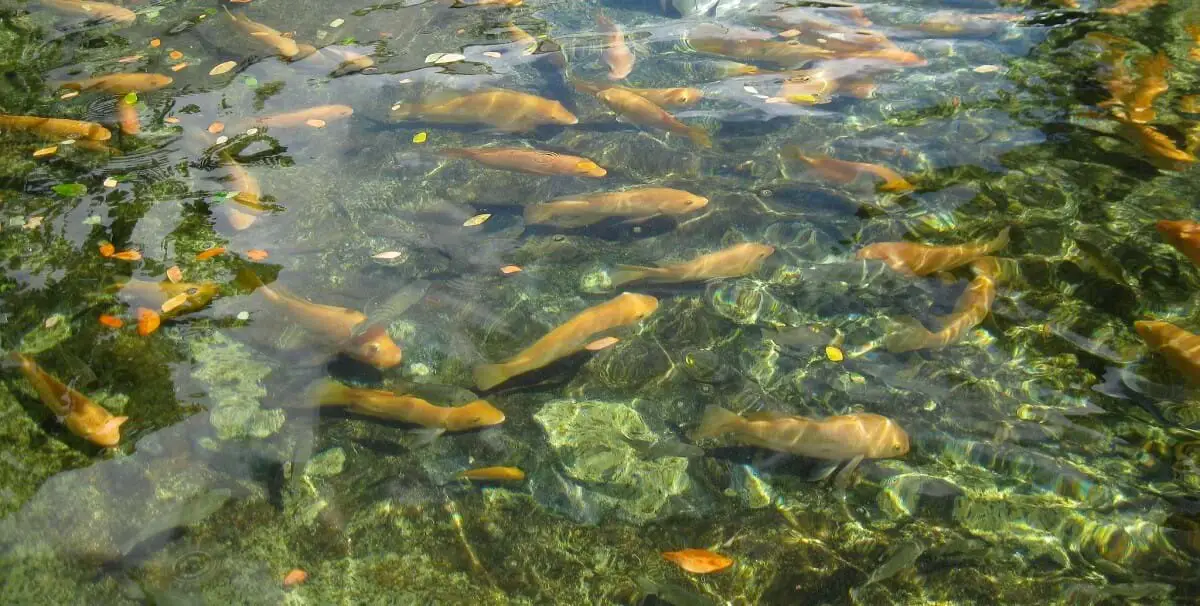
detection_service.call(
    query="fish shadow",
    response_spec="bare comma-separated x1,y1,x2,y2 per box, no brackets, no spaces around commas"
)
520,215,683,241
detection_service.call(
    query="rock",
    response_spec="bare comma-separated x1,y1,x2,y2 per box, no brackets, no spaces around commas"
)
305,448,346,478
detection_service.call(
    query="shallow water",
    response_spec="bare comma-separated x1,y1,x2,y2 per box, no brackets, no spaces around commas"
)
2,0,1200,603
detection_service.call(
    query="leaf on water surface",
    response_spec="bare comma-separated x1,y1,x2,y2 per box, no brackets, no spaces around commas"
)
169,50,183,60
412,131,428,143
463,213,491,227
171,62,188,72
661,549,733,574
150,38,161,48
825,345,844,362
33,146,57,158
98,315,124,329
166,266,183,283
112,250,143,261
123,92,137,105
207,121,224,134
246,249,269,261
196,246,226,260
210,61,237,76
103,177,118,188
372,251,404,260
137,308,160,336
500,265,522,274
52,183,86,196
99,242,116,257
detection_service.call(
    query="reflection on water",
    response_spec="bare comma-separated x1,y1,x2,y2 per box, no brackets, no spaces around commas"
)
2,0,1200,603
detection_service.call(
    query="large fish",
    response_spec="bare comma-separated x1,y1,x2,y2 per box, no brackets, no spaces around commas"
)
58,73,173,94
595,87,711,147
0,114,111,141
597,14,634,80
10,352,127,447
39,0,135,25
1135,320,1200,384
473,292,659,390
1156,219,1200,266
226,8,302,59
314,381,504,435
784,146,912,192
252,105,354,128
693,405,909,460
440,147,607,177
575,80,703,108
524,186,708,227
885,274,996,352
857,227,1010,276
688,32,835,68
390,89,577,132
611,242,775,286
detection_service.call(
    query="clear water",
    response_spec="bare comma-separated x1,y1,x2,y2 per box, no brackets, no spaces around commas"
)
2,0,1199,604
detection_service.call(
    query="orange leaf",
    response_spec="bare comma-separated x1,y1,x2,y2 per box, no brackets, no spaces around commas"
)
169,50,183,60
283,568,308,588
661,549,733,574
245,249,269,261
500,265,522,274
171,62,188,72
136,308,161,336
150,38,161,48
166,266,183,283
195,246,226,260
99,242,116,257
112,250,143,261
98,314,124,329
208,121,225,134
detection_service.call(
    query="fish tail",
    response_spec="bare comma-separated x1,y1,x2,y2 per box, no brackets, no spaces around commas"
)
473,363,510,391
986,226,1011,253
523,204,554,225
234,267,265,292
693,405,743,440
884,316,933,353
610,264,656,287
687,126,712,148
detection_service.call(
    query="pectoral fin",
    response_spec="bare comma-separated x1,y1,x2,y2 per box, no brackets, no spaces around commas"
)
410,427,446,446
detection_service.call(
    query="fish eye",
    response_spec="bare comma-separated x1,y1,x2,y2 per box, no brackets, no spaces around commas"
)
186,287,199,295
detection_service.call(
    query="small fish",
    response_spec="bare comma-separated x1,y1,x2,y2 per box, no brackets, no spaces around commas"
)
10,352,127,447
595,87,711,147
1156,219,1200,266
457,466,525,481
115,279,219,318
225,8,301,58
390,89,577,132
575,81,703,107
597,14,634,80
253,105,354,128
661,549,733,574
1102,52,1168,124
914,11,1023,37
236,269,403,369
688,33,835,68
612,242,775,287
222,154,264,230
315,381,504,434
783,146,912,192
115,96,139,135
440,147,607,177
38,0,135,25
58,73,174,94
856,228,1011,276
473,292,659,390
693,405,910,460
885,274,996,352
1135,320,1200,384
0,114,111,141
524,186,708,227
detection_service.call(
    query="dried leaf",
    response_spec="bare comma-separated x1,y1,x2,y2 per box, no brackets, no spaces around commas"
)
372,251,404,260
60,91,79,100
209,61,238,76
136,308,161,336
412,131,428,144
825,345,844,362
462,213,491,227
150,38,161,48
169,50,183,60
112,250,143,261
33,146,58,158
99,242,116,257
24,216,44,230
195,246,226,260
585,336,619,351
500,265,522,274
482,51,502,58
329,18,345,27
103,177,118,188
161,293,189,313
425,52,466,64
661,549,733,574
98,314,124,329
208,121,225,134
283,569,308,589
164,116,180,124
246,249,269,261
305,119,326,128
779,29,800,38
171,62,188,72
166,266,183,283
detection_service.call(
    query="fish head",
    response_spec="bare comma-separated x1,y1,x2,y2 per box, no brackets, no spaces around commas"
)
447,400,506,431
147,74,175,90
546,102,579,125
855,243,889,262
617,292,660,319
89,125,113,141
78,415,128,448
880,421,910,457
746,243,776,261
348,325,403,368
1134,320,1170,348
662,192,709,215
667,88,704,106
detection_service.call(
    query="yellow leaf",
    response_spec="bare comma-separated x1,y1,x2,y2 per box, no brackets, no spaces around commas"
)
209,61,237,76
32,146,57,158
150,38,161,48
412,131,428,144
825,346,844,362
462,213,491,227
208,121,225,134
500,265,522,274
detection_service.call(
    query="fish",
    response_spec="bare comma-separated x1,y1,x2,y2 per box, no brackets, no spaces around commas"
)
38,0,135,25
440,147,607,177
524,186,708,228
314,381,504,434
688,34,835,68
253,105,354,128
115,96,139,135
58,73,174,94
0,114,111,141
611,242,775,287
1155,219,1200,266
692,405,910,460
390,89,577,132
856,228,1011,276
597,14,633,80
1102,52,1169,124
114,279,219,318
10,352,127,447
885,274,996,352
226,8,302,58
1135,320,1200,384
1190,25,1200,62
321,47,374,75
661,549,733,574
783,146,912,192
914,11,1023,37
775,65,876,104
574,80,703,108
595,87,711,147
457,466,525,481
236,269,403,369
473,292,659,390
1100,0,1166,15
450,0,523,6
222,153,264,230
1116,119,1196,170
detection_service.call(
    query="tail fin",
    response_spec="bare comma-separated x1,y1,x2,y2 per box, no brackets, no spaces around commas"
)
692,405,743,440
883,316,933,353
687,127,712,149
234,267,265,292
986,227,1011,254
610,264,655,287
473,363,509,391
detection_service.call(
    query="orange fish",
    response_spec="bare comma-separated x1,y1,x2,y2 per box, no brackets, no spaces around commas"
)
1189,25,1200,62
597,14,633,80
457,466,525,481
0,114,111,141
115,279,219,318
694,406,910,460
595,87,711,147
1116,119,1196,170
1135,320,1200,383
688,33,835,68
254,105,354,128
314,381,505,434
38,0,135,25
783,146,912,192
612,243,775,287
1101,0,1165,15
59,73,174,94
1102,52,1168,124
237,269,402,369
390,89,577,132
661,549,733,574
524,186,708,228
574,81,703,108
915,11,1023,37
10,352,127,447
885,274,996,352
440,147,607,177
857,227,1010,276
321,47,374,75
226,8,301,58
221,153,265,230
1156,219,1200,266
473,292,659,390
116,96,140,135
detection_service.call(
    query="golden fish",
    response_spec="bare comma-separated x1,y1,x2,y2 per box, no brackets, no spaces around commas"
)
503,22,536,47
693,406,909,460
59,73,173,94
1189,25,1200,61
1102,52,1168,123
779,67,875,104
440,147,607,177
10,352,127,447
115,278,219,318
1116,119,1196,170
575,80,702,108
115,96,139,135
457,466,525,481
915,11,1023,37
390,89,577,132
39,0,135,25
254,104,354,128
784,146,912,192
597,14,633,80
1101,0,1165,15
524,186,708,227
1135,320,1200,384
226,8,301,58
612,243,775,287
885,274,996,352
0,114,111,141
688,34,835,68
237,269,403,369
222,153,264,231
857,228,1010,276
473,292,659,390
596,87,711,147
1156,219,1200,266
314,381,505,432
322,47,374,75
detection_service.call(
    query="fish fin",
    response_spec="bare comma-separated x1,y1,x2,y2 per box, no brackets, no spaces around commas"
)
522,204,554,225
410,427,445,446
692,405,742,440
610,265,655,287
884,316,933,353
687,127,713,149
806,460,841,482
878,178,914,193
571,79,606,96
833,454,865,490
473,363,509,391
987,226,1012,253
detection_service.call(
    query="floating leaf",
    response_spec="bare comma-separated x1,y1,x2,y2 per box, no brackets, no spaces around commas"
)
33,146,58,158
60,91,79,100
305,119,326,128
195,246,226,260
207,121,225,134
245,128,259,136
743,85,759,95
462,213,491,227
425,52,465,64
372,251,404,260
246,249,269,261
161,293,189,313
482,51,502,58
171,62,188,72
500,265,522,274
166,266,183,283
24,216,44,230
99,242,116,257
150,38,161,48
209,61,237,76
412,131,428,144
779,29,800,38
283,569,308,589
103,177,118,188
169,50,183,60
825,345,844,362
136,308,161,336
661,549,733,574
215,136,228,144
98,314,124,329
585,336,619,351
123,92,137,105
112,250,143,261
52,183,86,197
973,65,1002,74
164,116,180,124
329,18,345,27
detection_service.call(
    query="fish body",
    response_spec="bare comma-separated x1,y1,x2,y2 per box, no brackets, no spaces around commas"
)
784,146,912,192
59,73,173,94
885,274,996,352
1135,321,1200,383
315,381,504,430
612,242,775,286
1103,52,1168,124
524,186,708,227
457,466,525,481
0,114,111,141
1116,120,1196,170
597,14,634,80
575,81,702,107
116,96,139,135
254,105,354,128
116,279,219,317
11,352,127,447
857,228,1010,276
390,89,577,132
39,0,135,24
693,405,909,460
595,87,711,147
473,292,659,390
916,11,1023,37
689,35,834,68
227,9,301,58
1156,219,1200,266
440,147,606,177
222,155,264,230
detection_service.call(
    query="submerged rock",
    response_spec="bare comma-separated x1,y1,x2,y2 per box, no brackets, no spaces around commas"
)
189,332,282,441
